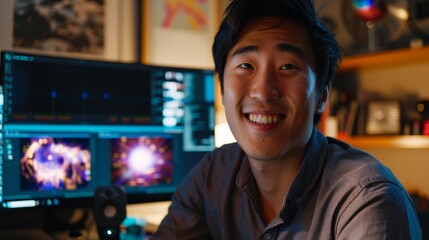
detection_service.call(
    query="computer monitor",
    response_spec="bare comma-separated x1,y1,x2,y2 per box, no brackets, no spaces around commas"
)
0,50,215,211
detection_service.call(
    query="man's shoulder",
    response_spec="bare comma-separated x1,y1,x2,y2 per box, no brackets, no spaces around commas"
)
318,137,413,218
193,142,244,177
324,137,402,188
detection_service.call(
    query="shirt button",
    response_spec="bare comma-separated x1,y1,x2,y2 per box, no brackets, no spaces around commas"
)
295,197,302,204
263,233,272,240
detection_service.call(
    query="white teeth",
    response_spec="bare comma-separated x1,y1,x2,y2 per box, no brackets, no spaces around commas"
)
248,113,282,124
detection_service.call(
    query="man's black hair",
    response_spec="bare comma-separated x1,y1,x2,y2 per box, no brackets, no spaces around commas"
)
212,0,343,124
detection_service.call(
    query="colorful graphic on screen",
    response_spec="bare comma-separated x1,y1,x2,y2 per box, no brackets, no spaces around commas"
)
111,136,173,187
20,137,91,191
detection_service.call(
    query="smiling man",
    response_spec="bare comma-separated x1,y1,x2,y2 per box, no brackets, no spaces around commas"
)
152,0,422,239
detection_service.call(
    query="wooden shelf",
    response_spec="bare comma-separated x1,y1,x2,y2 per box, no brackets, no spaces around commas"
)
333,46,429,150
339,46,429,71
338,135,429,149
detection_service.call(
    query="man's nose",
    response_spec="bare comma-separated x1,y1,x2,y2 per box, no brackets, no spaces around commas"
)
249,68,280,101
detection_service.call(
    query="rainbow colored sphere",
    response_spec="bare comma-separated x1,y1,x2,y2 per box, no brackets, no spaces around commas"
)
352,0,386,21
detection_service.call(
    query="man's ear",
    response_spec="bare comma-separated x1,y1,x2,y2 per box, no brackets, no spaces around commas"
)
316,84,330,113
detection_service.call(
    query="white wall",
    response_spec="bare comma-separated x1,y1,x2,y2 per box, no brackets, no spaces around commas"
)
359,61,429,99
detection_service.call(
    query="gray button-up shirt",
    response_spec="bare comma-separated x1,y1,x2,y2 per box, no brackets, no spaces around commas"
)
152,128,422,239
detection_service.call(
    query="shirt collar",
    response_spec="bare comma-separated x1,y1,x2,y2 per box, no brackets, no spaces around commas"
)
235,153,260,211
285,127,329,209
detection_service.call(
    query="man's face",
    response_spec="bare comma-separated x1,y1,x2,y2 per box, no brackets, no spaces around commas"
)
223,17,324,162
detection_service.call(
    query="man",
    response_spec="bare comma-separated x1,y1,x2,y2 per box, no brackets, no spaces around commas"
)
152,0,422,239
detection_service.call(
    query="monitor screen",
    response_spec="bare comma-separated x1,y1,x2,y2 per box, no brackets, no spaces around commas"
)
0,51,216,210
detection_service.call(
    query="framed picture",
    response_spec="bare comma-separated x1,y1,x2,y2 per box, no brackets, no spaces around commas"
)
0,0,139,62
365,100,402,135
141,0,219,68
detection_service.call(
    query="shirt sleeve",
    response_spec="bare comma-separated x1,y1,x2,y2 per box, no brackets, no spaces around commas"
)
150,153,213,240
335,181,422,240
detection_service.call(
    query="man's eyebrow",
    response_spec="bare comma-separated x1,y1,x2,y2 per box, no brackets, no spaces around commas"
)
231,43,307,59
277,43,306,59
231,45,258,57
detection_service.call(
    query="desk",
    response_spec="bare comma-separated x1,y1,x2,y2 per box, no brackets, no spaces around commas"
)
0,201,171,239
126,201,171,233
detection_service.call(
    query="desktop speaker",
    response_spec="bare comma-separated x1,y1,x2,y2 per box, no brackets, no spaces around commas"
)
94,186,127,240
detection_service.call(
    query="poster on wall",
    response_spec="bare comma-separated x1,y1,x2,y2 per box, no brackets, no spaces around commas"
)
142,0,218,69
13,0,105,55
0,0,139,62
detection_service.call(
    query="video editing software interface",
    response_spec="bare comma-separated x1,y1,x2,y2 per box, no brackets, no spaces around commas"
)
0,51,215,210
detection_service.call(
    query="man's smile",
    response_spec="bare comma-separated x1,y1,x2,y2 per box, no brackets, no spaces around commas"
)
246,113,286,124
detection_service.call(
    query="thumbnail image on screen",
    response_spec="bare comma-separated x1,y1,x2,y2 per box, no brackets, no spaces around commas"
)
111,136,173,187
20,137,91,191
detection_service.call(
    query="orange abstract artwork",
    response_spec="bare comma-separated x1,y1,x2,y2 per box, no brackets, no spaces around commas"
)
160,0,208,31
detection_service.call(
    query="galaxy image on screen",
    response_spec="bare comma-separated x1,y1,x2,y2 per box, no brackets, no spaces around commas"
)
111,136,173,187
20,137,91,191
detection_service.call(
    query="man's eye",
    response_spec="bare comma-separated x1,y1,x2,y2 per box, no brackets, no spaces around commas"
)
239,63,253,69
280,64,297,70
